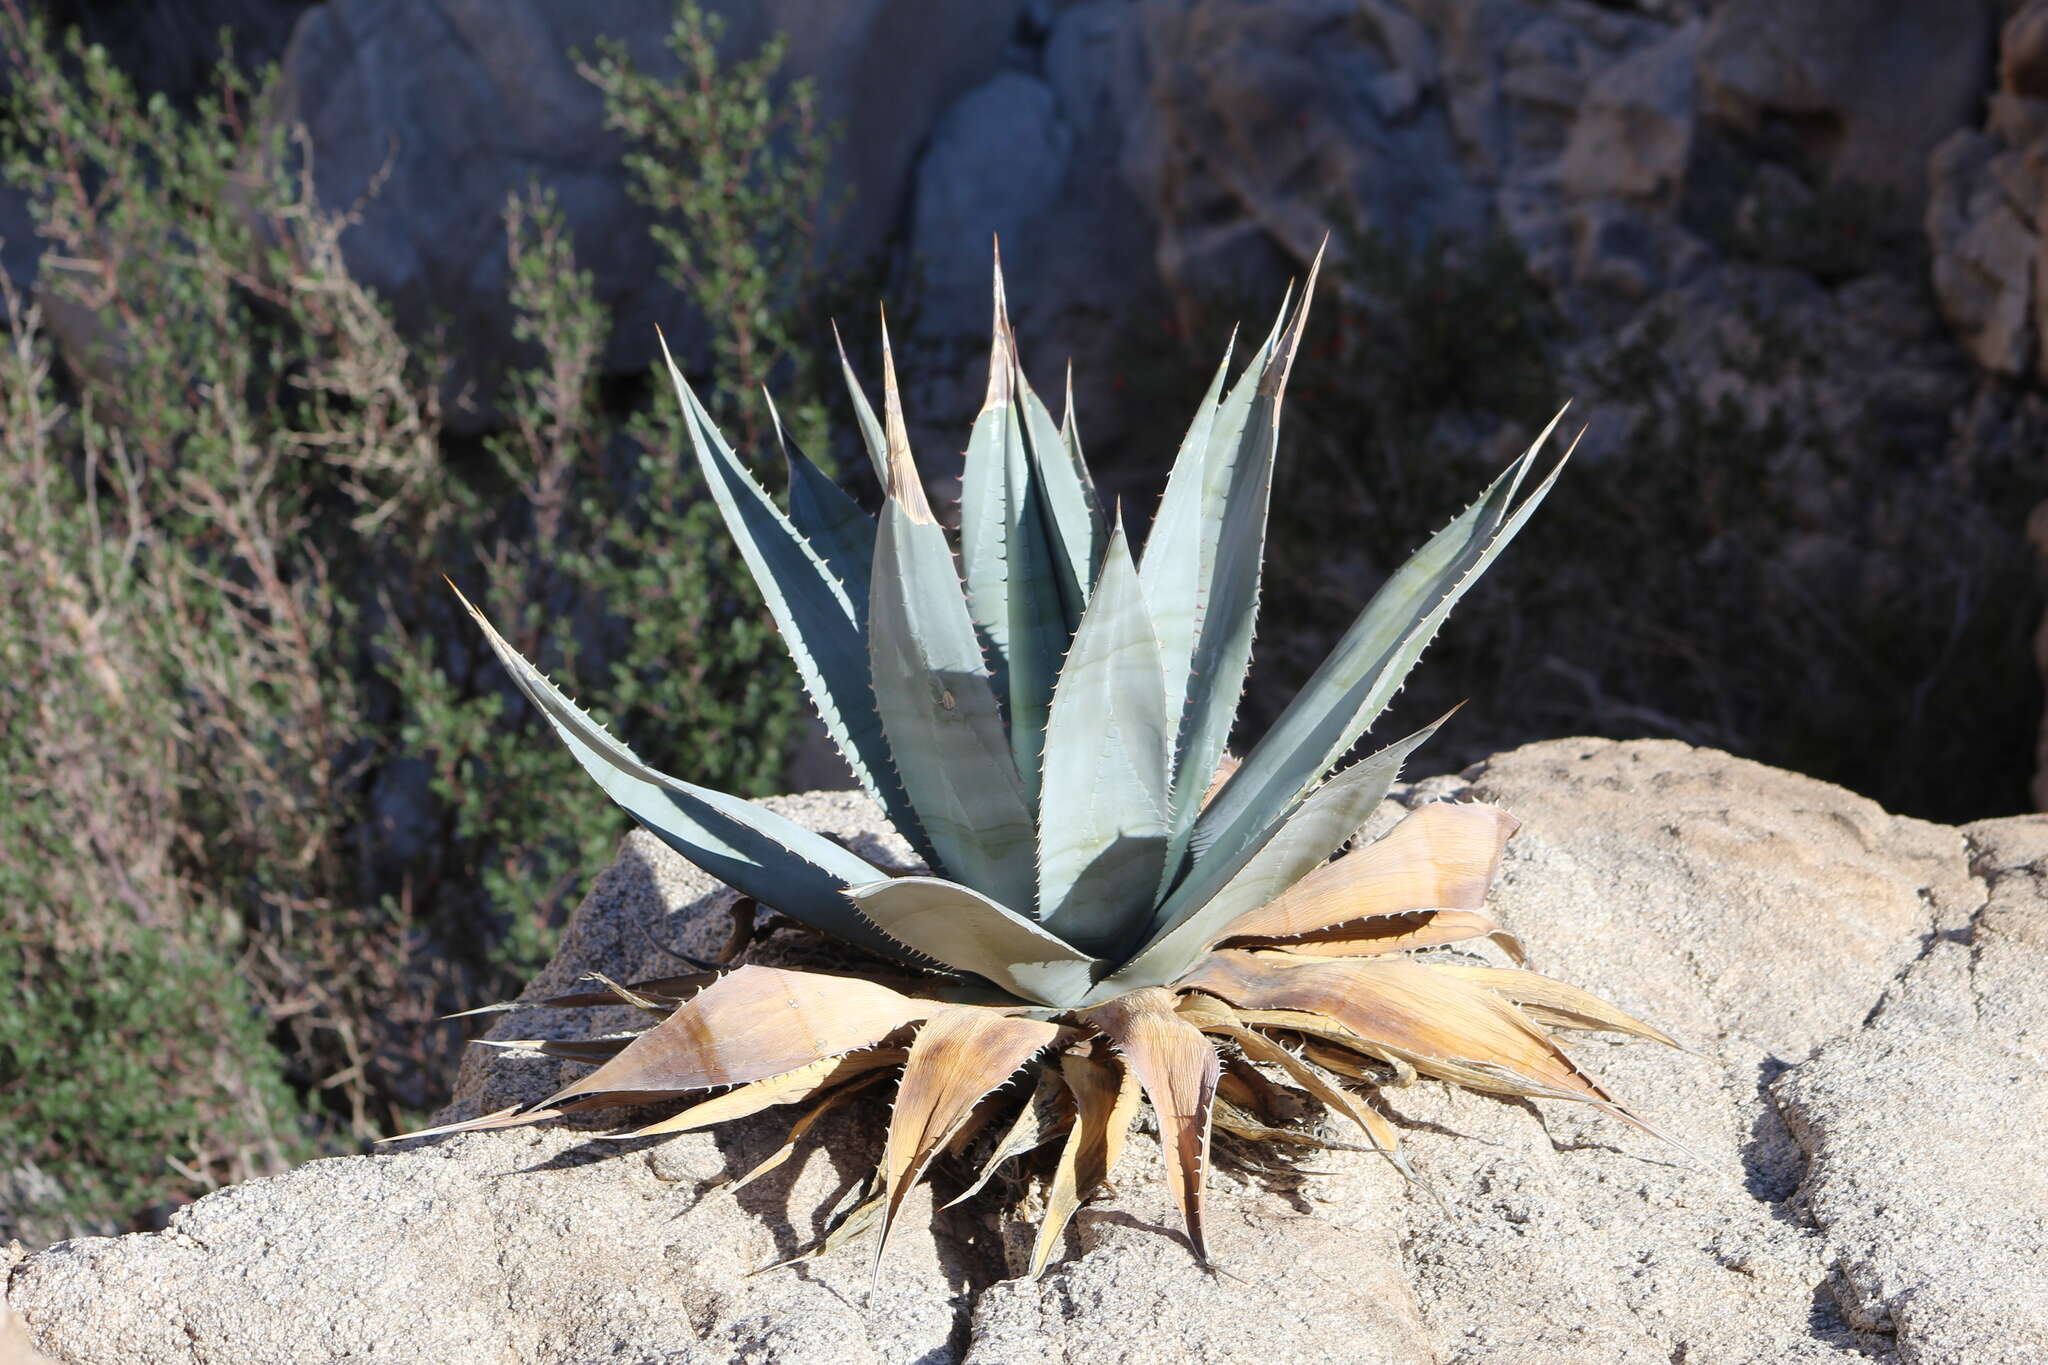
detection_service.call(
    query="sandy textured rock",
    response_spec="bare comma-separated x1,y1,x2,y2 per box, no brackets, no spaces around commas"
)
10,740,2043,1363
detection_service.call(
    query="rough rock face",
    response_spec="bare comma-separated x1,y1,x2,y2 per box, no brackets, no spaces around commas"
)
263,0,1026,421
11,739,2045,1364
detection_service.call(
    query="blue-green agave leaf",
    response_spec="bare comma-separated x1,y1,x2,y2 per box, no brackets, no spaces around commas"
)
1016,353,1104,628
867,322,1040,912
764,389,875,614
844,876,1099,1007
833,320,890,487
1193,415,1572,871
659,336,930,864
450,583,909,960
1036,522,1171,957
1154,248,1323,889
1095,714,1446,996
958,256,1066,801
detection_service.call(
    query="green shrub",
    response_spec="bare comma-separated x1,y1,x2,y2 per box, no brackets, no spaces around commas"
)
0,0,834,1234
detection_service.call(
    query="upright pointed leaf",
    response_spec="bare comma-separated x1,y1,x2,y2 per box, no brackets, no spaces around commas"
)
1036,524,1171,955
875,1008,1064,1273
833,320,889,486
1196,415,1572,869
660,338,929,863
867,322,1039,909
1103,715,1446,995
845,876,1100,1007
958,254,1066,798
453,586,906,958
1156,250,1324,885
764,389,875,616
1016,360,1104,625
1082,987,1219,1261
1137,341,1232,718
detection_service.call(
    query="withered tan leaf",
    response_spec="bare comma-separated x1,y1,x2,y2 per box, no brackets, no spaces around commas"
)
875,1007,1066,1273
1182,951,1609,1105
539,965,930,1109
729,1070,895,1193
1178,992,1405,1164
1236,908,1525,964
1427,964,1682,1048
619,1047,908,1138
1217,801,1519,944
1083,986,1220,1261
944,1065,1073,1210
1030,1046,1141,1275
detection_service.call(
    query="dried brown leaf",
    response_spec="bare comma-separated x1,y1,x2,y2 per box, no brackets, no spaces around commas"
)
1428,964,1682,1048
1083,986,1221,1261
620,1047,909,1138
1218,801,1519,944
540,965,931,1109
875,1007,1066,1273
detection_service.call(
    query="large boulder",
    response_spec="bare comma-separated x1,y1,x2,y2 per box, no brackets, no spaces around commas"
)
267,0,1028,424
1696,0,1998,215
1927,0,2048,380
10,739,2043,1364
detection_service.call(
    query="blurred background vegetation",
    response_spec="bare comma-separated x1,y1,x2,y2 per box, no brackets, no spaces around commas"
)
3,0,2044,1244
0,0,836,1242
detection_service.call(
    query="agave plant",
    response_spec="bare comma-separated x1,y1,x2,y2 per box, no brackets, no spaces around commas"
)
416,246,1678,1276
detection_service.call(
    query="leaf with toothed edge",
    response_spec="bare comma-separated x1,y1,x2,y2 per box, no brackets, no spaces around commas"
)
1100,714,1448,997
958,250,1067,801
1015,353,1104,628
764,389,876,618
1035,522,1172,958
1082,987,1220,1262
945,1065,1072,1210
874,1007,1066,1277
1150,254,1323,898
832,321,890,487
451,582,909,959
1193,414,1574,873
660,337,933,869
535,965,930,1109
1029,1046,1139,1276
843,876,1099,1007
866,319,1040,912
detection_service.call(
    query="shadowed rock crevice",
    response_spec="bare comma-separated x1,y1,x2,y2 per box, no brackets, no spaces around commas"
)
9,744,2044,1365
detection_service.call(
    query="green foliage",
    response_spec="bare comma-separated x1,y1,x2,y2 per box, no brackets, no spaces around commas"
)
0,0,832,1235
578,0,840,456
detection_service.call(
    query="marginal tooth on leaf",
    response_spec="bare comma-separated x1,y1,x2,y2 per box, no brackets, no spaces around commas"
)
1082,987,1220,1262
873,1007,1065,1280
